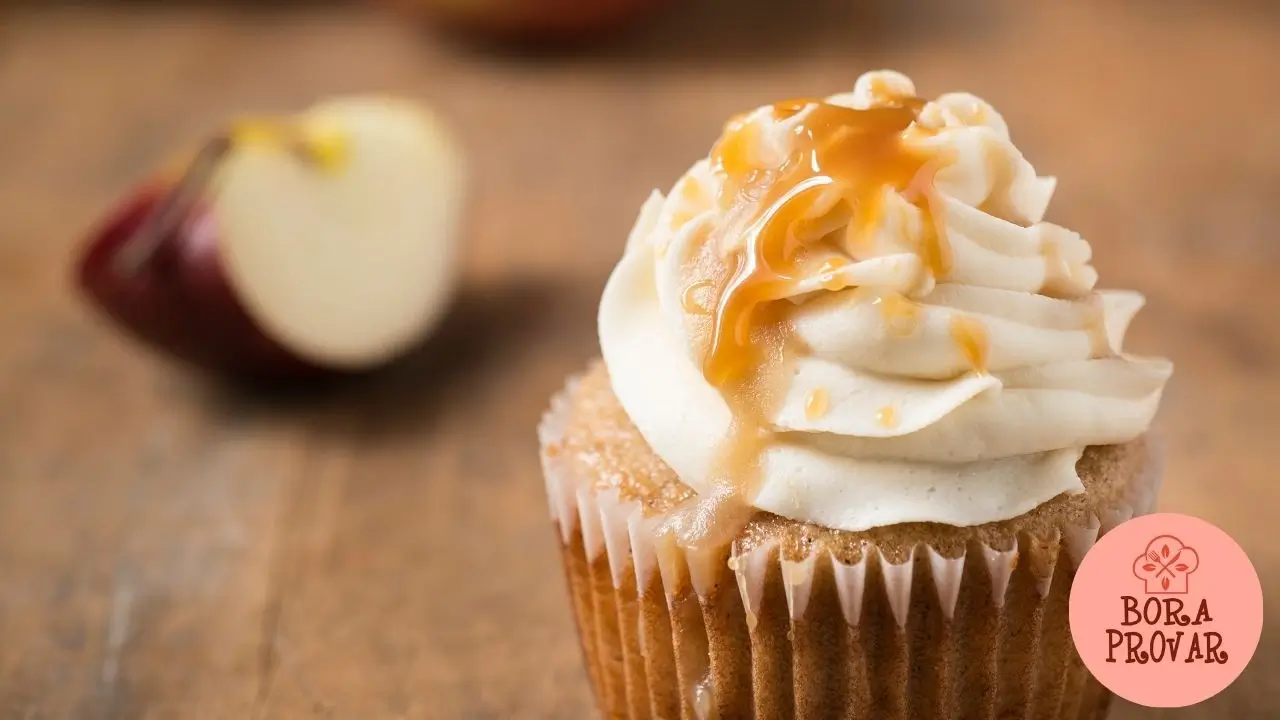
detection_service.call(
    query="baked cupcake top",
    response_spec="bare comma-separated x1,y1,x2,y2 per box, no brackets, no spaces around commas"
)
599,70,1172,535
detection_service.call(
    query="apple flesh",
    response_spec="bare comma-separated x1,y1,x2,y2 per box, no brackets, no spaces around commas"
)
76,97,465,380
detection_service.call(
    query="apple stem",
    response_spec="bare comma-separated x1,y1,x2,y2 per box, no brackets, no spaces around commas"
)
112,134,234,277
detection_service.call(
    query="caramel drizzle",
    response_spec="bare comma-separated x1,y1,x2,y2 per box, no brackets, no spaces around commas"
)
949,314,991,374
681,280,715,316
817,257,850,291
872,290,922,337
704,98,943,387
804,388,830,420
669,96,954,550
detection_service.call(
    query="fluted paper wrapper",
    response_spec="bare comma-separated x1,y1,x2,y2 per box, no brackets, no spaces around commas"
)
540,383,1163,720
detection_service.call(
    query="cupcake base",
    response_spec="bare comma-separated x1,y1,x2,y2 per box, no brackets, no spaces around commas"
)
557,522,1117,719
541,365,1161,719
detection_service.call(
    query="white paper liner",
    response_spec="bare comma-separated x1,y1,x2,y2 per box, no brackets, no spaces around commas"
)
692,674,715,720
982,543,1019,610
831,551,869,627
598,489,637,589
538,378,579,546
927,546,966,620
540,381,1149,719
781,553,818,622
728,540,772,630
880,547,916,628
539,384,1165,625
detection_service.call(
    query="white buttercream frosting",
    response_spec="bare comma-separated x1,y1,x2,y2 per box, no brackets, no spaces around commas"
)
599,71,1172,532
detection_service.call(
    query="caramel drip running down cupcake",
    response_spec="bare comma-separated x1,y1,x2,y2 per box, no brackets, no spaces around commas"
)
673,79,958,547
703,94,945,387
600,70,1170,534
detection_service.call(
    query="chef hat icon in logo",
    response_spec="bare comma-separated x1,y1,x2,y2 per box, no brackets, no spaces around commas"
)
1132,535,1200,594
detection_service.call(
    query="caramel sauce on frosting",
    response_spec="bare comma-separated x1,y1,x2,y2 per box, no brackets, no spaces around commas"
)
872,290,922,337
703,97,942,388
949,314,991,375
663,93,957,548
804,388,830,420
596,70,1172,539
680,279,715,316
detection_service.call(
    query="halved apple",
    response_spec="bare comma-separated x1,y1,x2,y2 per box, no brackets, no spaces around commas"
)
76,97,465,379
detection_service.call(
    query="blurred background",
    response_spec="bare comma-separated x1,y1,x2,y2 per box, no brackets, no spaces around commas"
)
1,0,1278,717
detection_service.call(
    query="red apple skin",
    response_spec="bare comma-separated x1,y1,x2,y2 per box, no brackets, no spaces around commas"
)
385,0,667,44
75,181,325,381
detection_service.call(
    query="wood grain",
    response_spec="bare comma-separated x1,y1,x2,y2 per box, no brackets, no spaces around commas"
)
0,0,1277,717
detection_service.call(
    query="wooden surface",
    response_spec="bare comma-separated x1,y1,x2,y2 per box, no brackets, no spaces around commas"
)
1,0,1278,717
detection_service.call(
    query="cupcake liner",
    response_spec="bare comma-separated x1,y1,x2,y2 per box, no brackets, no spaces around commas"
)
541,384,1162,719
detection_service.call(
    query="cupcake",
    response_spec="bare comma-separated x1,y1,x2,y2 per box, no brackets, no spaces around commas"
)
539,70,1172,719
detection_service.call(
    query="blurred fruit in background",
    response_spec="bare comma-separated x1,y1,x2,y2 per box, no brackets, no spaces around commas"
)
75,98,466,381
381,0,667,44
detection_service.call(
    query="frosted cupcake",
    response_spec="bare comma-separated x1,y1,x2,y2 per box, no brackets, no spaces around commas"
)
539,71,1172,719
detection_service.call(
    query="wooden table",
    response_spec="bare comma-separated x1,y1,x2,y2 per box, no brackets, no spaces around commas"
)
1,0,1277,717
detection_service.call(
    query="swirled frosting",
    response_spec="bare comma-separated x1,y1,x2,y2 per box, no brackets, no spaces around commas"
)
599,71,1172,532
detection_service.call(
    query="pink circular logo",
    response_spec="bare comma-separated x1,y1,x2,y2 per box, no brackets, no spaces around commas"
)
1070,513,1263,708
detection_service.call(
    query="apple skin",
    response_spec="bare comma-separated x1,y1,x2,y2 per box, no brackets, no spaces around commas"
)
75,181,324,380
385,0,667,44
